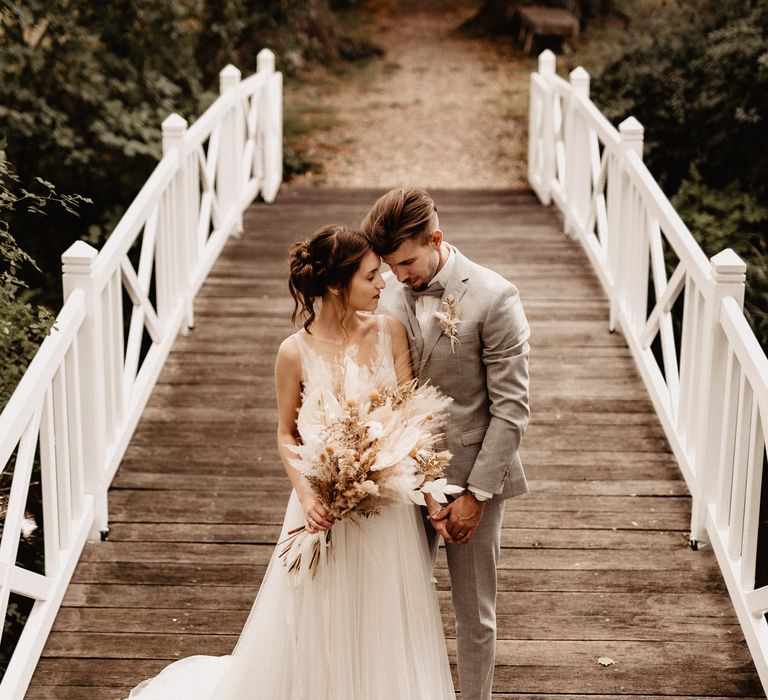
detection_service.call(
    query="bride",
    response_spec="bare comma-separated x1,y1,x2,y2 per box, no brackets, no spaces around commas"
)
126,224,456,699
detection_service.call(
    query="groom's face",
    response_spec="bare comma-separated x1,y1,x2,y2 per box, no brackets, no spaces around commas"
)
382,232,442,291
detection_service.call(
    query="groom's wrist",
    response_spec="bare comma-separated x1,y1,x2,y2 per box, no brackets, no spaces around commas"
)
466,485,492,502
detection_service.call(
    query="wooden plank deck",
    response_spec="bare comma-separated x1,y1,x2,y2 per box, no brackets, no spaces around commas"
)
26,189,765,699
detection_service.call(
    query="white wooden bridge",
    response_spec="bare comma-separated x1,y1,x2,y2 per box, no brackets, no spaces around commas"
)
0,48,766,699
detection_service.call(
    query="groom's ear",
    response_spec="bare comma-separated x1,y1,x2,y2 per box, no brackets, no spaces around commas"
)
430,229,444,248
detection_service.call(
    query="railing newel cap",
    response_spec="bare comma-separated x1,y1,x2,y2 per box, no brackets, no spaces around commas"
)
62,240,99,271
162,113,188,154
161,113,188,133
569,66,590,83
537,49,556,75
711,248,747,283
220,64,242,93
257,48,276,74
619,116,644,140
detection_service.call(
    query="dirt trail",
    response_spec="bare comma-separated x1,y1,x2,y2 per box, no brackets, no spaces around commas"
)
288,2,532,189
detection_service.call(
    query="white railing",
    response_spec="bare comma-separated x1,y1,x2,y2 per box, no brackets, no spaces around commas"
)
529,49,768,693
0,49,282,699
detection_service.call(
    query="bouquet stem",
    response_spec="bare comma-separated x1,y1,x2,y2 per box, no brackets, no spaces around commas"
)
278,526,331,582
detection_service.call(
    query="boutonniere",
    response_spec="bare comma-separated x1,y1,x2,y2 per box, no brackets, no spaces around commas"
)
434,295,460,353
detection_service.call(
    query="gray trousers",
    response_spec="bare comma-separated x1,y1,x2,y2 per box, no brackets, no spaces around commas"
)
426,498,506,700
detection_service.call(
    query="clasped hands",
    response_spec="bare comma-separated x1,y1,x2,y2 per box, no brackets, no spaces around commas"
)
426,492,486,545
300,491,487,542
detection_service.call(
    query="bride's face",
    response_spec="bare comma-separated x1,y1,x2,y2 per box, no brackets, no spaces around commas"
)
346,250,386,312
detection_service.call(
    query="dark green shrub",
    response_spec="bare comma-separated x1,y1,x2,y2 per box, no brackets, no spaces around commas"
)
0,0,359,311
672,178,768,348
592,0,768,350
0,146,88,407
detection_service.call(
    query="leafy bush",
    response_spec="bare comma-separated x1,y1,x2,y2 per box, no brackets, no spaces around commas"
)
672,178,768,347
0,0,363,311
0,146,88,408
0,1,205,309
591,0,768,350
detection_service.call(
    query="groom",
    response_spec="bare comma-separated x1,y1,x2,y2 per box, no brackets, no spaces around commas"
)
362,187,530,700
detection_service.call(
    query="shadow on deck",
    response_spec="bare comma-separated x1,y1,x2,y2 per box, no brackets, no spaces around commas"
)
26,189,764,699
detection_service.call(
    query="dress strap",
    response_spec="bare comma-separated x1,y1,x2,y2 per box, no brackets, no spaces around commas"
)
292,331,314,382
375,315,393,368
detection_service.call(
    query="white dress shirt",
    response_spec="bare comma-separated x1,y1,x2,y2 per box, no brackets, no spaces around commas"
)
415,245,456,333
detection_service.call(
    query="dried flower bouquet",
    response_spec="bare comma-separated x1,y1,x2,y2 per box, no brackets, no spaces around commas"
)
279,356,459,581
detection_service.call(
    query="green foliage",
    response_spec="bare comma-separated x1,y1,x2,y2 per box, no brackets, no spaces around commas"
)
0,0,372,387
0,294,54,407
593,0,768,199
0,0,207,308
672,177,768,347
0,0,357,310
671,177,768,258
1,595,34,675
0,145,88,408
194,0,353,83
592,0,768,351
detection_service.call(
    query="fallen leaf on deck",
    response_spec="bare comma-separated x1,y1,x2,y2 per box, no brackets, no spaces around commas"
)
598,656,615,667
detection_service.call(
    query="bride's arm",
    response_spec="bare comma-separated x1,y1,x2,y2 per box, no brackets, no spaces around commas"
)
385,316,414,385
274,337,334,532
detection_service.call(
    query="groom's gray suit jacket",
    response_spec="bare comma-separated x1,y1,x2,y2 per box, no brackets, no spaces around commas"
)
379,247,530,499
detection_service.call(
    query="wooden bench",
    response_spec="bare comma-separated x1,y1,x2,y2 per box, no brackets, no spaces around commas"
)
517,5,579,55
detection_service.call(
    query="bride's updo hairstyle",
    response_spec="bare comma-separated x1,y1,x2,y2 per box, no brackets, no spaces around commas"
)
288,224,371,332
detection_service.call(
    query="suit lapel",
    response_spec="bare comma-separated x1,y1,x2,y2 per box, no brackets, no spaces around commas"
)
419,250,470,374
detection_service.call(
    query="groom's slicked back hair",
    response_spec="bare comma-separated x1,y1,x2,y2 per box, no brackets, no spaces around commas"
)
362,187,438,256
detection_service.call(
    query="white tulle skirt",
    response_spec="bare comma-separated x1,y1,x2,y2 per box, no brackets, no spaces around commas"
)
127,490,455,699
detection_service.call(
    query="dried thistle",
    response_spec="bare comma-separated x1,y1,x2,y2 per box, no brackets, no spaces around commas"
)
434,295,461,353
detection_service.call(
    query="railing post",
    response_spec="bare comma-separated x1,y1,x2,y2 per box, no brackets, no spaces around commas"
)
606,148,622,331
258,48,282,203
218,64,245,233
533,50,556,206
162,113,194,330
62,242,109,540
564,67,590,236
690,249,747,544
613,116,645,334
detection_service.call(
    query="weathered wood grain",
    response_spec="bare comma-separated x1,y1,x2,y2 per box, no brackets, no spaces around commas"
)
51,605,744,643
26,189,762,699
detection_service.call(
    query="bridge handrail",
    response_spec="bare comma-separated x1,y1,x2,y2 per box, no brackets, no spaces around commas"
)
529,49,768,693
0,49,282,699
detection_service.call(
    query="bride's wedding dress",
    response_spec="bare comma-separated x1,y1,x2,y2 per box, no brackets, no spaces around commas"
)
126,316,456,699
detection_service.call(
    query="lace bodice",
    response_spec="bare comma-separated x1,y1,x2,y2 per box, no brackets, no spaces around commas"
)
292,316,398,448
293,315,398,396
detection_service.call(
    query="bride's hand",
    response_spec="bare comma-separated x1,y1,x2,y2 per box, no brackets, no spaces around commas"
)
424,493,444,520
300,492,335,532
425,493,453,542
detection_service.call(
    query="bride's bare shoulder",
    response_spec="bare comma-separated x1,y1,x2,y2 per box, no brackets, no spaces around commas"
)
381,314,406,333
382,314,408,344
276,332,302,369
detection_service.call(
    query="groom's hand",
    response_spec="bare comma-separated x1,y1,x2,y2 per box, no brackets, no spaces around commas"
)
431,493,486,544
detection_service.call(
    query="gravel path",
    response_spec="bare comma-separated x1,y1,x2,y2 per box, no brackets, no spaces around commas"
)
288,1,532,189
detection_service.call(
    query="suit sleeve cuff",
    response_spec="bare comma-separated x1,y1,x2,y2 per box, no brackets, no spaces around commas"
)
467,486,493,501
